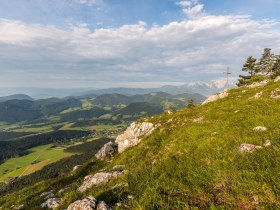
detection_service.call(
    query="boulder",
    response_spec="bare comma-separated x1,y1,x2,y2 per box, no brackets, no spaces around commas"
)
67,196,97,210
253,126,267,131
202,90,229,105
250,91,263,99
67,196,112,210
238,144,263,153
95,141,117,160
78,171,124,192
115,122,154,153
40,198,62,209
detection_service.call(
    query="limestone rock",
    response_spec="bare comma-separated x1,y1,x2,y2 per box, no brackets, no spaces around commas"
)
78,171,124,192
202,90,229,105
238,144,263,153
95,141,117,160
247,80,268,88
40,198,62,209
264,140,272,147
115,122,154,153
270,88,280,99
96,201,112,210
73,165,82,171
274,76,280,82
67,196,112,210
253,126,267,131
67,196,97,210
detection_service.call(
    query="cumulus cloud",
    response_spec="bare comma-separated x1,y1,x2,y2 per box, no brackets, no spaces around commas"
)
0,15,280,88
176,0,204,17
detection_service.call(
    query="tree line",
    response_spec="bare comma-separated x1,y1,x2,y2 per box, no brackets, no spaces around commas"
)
237,48,280,86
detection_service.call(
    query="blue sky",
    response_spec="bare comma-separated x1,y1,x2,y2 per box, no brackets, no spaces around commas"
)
0,0,280,89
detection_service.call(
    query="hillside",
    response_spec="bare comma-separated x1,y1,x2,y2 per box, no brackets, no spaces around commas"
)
0,94,33,102
0,78,279,209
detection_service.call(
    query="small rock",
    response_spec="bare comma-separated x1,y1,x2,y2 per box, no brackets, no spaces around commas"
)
234,110,240,113
263,140,272,147
242,90,247,93
238,144,263,153
253,126,267,131
40,198,62,209
95,141,118,160
112,165,125,170
40,191,54,199
202,90,229,105
72,165,82,171
167,118,173,123
127,195,135,200
78,171,124,192
193,116,204,123
270,88,280,99
96,201,112,210
166,110,173,114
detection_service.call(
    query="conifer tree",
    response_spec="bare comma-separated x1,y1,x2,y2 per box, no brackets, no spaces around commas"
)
237,56,258,86
259,48,278,76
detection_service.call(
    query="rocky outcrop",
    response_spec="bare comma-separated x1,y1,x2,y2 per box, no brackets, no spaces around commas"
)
67,196,112,210
40,191,54,199
250,91,263,99
247,80,268,88
193,116,204,123
238,144,263,153
40,198,62,209
274,76,280,82
270,88,280,99
95,141,118,160
202,90,229,105
115,122,155,153
264,140,272,147
78,171,124,192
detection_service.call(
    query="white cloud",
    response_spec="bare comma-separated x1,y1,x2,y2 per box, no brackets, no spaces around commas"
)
176,0,204,17
74,0,103,6
0,15,280,88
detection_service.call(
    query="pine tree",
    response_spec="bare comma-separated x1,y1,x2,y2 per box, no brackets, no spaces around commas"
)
237,56,258,86
187,99,195,108
259,48,278,76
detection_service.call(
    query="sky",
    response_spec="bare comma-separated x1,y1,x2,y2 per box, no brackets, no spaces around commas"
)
0,0,280,89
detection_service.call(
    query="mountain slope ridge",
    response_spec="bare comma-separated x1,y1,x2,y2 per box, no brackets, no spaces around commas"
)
0,78,279,209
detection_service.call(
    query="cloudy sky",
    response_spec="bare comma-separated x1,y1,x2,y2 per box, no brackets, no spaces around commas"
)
0,0,280,89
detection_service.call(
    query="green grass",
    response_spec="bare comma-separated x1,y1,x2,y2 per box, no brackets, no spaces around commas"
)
0,79,280,209
0,144,74,182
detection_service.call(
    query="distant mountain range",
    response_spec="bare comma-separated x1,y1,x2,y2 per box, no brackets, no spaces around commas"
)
0,80,234,99
0,94,33,102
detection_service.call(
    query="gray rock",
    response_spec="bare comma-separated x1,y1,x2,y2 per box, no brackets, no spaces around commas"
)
67,196,97,210
40,198,62,209
78,171,124,192
238,144,263,153
202,90,229,105
115,122,154,153
95,141,117,160
40,191,54,199
67,196,112,210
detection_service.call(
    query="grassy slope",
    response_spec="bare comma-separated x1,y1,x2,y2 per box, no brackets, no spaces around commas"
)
0,80,279,209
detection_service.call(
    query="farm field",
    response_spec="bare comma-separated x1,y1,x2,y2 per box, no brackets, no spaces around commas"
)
0,144,74,182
